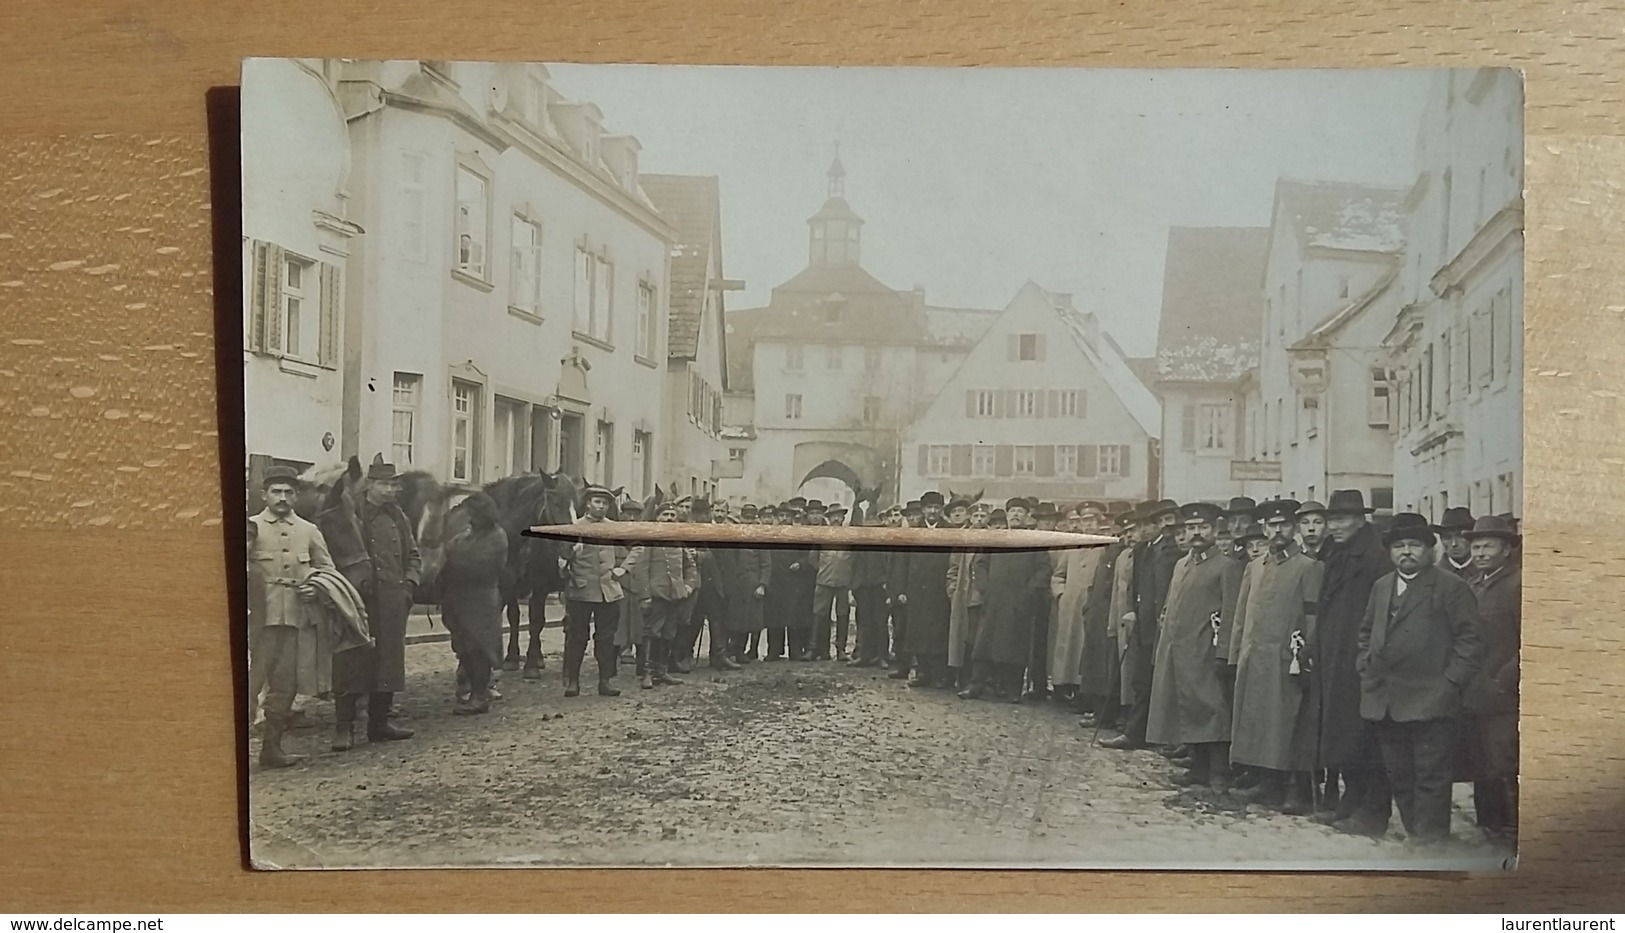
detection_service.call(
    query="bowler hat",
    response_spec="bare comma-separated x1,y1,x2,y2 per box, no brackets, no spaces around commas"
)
1034,501,1060,518
1382,512,1437,548
1432,506,1475,535
1256,499,1301,523
1180,502,1223,525
903,500,923,515
262,466,300,489
805,501,827,514
1149,499,1180,521
1325,489,1374,515
1224,496,1258,516
1463,515,1521,545
919,491,946,507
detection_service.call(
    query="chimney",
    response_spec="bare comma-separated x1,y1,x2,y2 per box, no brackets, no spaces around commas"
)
1081,310,1101,351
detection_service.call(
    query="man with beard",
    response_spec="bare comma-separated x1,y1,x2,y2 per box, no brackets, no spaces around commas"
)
1102,499,1182,750
323,458,420,750
1229,500,1323,812
1461,515,1522,845
766,502,813,661
945,497,985,687
899,491,955,687
1146,502,1234,790
1433,507,1477,580
1310,489,1395,837
1358,513,1483,846
1005,497,1033,530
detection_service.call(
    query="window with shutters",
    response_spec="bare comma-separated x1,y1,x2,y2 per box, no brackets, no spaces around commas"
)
451,379,482,483
1369,366,1391,427
927,445,952,476
1097,445,1123,476
971,389,997,418
635,280,657,360
785,344,804,371
1014,390,1038,418
400,152,428,261
1013,445,1036,475
1197,403,1230,452
1017,333,1039,360
455,165,490,281
572,247,612,344
593,256,613,343
492,397,529,479
972,445,996,477
1272,401,1283,456
281,255,315,361
510,215,543,317
784,394,803,420
1056,444,1078,476
1423,344,1436,419
862,396,881,425
391,373,420,466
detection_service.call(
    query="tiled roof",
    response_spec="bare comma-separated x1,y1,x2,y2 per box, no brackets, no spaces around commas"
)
1153,226,1270,384
641,174,721,360
1277,178,1407,254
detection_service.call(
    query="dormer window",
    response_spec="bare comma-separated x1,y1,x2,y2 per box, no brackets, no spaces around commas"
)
581,123,600,165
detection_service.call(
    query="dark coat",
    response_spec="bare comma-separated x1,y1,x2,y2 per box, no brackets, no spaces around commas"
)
899,548,954,657
441,525,508,668
1146,550,1233,745
1076,541,1125,698
695,546,725,599
1357,565,1484,723
852,548,890,589
713,546,771,635
1312,521,1391,768
1465,565,1520,715
766,546,814,631
971,549,1052,667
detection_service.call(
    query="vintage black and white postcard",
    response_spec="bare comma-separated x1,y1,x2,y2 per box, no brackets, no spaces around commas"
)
241,60,1522,870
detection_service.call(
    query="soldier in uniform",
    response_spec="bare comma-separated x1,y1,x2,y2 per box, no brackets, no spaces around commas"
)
248,467,336,767
1102,499,1182,750
561,484,630,698
622,499,699,690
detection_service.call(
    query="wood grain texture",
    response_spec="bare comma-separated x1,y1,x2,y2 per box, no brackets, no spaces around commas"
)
1,0,1621,912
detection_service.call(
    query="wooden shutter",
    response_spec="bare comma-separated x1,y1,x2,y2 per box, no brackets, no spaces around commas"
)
319,262,340,367
1119,444,1132,476
951,445,972,476
1007,334,1020,361
1036,445,1056,477
966,390,977,418
994,444,1014,477
262,243,285,354
1180,404,1196,451
918,444,930,476
1079,444,1098,477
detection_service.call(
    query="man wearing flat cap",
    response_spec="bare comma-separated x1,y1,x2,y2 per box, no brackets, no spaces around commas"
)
1296,500,1329,558
1309,489,1395,835
1462,515,1522,844
1433,507,1477,580
322,456,421,750
1229,499,1324,811
1103,498,1182,749
1146,502,1235,789
1357,512,1483,846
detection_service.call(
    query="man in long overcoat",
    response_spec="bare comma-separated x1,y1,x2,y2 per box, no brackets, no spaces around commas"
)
884,503,918,678
1358,513,1483,845
898,494,955,688
1229,500,1323,811
688,501,738,671
849,517,891,668
766,505,813,661
1092,506,1146,733
1102,499,1182,749
1462,515,1521,843
945,537,987,685
1310,489,1394,836
713,520,771,666
562,484,631,698
1146,502,1234,789
322,459,420,750
1080,507,1135,729
1049,504,1107,701
962,546,1051,700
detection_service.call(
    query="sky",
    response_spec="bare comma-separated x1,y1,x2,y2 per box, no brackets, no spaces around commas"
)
547,65,1436,358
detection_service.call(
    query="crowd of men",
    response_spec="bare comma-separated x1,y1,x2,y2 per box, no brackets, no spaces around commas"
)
248,460,1520,850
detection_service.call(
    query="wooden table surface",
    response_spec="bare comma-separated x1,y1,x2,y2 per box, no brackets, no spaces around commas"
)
2,0,1622,912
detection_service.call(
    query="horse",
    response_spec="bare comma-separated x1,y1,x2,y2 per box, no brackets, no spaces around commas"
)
480,470,581,676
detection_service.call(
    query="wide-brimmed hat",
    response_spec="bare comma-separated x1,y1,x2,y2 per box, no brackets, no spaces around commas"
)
1148,499,1180,521
1463,515,1521,545
1382,512,1437,548
919,491,945,507
262,465,301,489
1224,496,1257,516
1256,499,1301,523
1325,489,1375,515
1180,502,1223,525
1432,506,1476,535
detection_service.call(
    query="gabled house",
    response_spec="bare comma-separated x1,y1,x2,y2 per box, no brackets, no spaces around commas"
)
899,282,1161,503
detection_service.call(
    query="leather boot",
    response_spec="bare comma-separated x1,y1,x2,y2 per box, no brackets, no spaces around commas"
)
367,693,414,742
652,640,683,686
593,639,621,696
637,640,653,690
259,715,306,769
1281,772,1314,815
563,653,582,698
331,696,357,752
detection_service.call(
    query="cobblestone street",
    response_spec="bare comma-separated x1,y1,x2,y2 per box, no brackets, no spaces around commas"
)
249,634,1511,870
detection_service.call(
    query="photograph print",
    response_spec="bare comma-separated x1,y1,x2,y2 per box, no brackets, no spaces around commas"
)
241,60,1522,869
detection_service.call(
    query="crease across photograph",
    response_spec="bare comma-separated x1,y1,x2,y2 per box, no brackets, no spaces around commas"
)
241,60,1522,870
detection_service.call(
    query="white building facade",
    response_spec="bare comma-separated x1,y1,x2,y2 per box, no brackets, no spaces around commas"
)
900,282,1161,503
1384,68,1524,523
241,57,364,495
337,61,674,495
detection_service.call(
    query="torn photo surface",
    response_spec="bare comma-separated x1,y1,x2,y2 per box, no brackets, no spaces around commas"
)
241,60,1522,870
